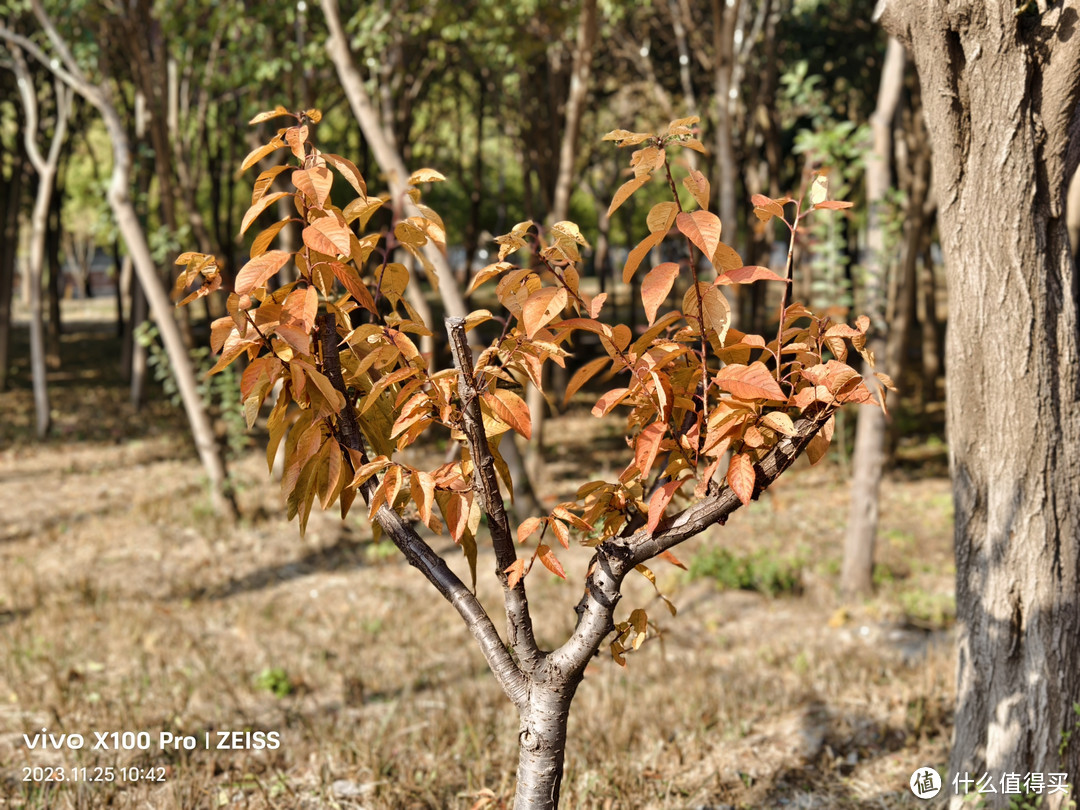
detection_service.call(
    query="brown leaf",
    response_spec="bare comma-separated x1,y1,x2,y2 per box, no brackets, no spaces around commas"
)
641,262,680,325
517,517,544,545
647,479,682,533
715,362,786,402
814,200,854,210
682,169,710,211
239,138,286,172
727,453,755,505
322,153,367,197
607,174,649,217
329,261,378,313
241,191,292,236
235,250,291,295
623,231,666,283
712,242,743,272
521,286,568,339
647,201,679,234
505,558,526,589
483,389,532,440
565,356,610,406
303,217,352,257
635,422,666,478
718,265,787,284
676,211,722,259
248,106,292,125
536,544,566,578
592,387,630,417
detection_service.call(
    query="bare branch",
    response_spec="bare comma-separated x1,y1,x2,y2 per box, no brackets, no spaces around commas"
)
0,26,88,101
446,316,543,672
319,315,530,707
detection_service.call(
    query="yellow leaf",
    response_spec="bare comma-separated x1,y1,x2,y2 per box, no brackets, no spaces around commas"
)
240,191,292,236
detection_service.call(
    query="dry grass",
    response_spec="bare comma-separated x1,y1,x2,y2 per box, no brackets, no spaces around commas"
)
0,312,955,808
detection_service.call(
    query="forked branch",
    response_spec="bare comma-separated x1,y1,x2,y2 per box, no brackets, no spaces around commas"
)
446,317,543,672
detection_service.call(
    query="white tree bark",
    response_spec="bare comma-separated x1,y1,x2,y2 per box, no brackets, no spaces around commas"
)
10,48,70,439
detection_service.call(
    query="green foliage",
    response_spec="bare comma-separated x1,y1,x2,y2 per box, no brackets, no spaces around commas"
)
688,547,804,597
253,667,293,698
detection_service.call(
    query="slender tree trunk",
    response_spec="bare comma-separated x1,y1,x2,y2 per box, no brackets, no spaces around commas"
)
0,139,24,393
26,170,54,439
1067,164,1080,261
880,6,1080,806
321,0,466,321
45,175,63,369
843,38,905,599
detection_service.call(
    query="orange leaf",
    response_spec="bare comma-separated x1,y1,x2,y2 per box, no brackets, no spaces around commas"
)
715,362,787,401
658,549,686,569
727,453,755,505
240,191,291,236
505,558,526,589
647,479,682,533
635,422,666,478
303,217,352,257
483,389,533,439
517,516,544,545
712,242,743,272
592,387,630,417
239,138,286,172
521,287,568,339
641,262,680,325
292,168,333,207
536,544,566,578
814,200,853,210
235,250,291,295
550,519,570,549
623,231,665,283
565,356,610,406
676,211,722,259
323,153,368,197
682,169,710,211
329,261,377,313
248,107,292,125
410,470,435,525
751,194,785,221
250,218,291,259
718,265,787,285
588,292,607,318
607,174,650,217
646,201,678,234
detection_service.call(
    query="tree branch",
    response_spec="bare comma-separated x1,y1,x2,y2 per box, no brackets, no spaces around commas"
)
318,315,530,708
446,316,543,672
550,409,833,675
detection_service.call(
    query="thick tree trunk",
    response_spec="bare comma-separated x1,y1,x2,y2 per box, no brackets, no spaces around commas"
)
514,682,579,810
880,5,1080,806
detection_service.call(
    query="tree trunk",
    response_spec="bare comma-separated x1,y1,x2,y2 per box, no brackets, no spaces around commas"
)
514,683,579,810
1067,164,1080,260
321,0,466,321
45,174,63,369
879,5,1080,806
26,167,54,439
0,136,24,393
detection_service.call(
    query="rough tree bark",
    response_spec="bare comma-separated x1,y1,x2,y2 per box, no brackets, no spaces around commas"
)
10,47,71,439
1,3,238,518
842,37,905,599
878,3,1080,806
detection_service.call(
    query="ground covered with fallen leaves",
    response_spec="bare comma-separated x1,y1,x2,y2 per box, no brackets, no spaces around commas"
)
0,309,955,809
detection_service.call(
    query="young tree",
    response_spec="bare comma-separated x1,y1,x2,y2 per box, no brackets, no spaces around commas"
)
877,4,1080,807
179,109,882,808
6,45,71,439
0,2,237,518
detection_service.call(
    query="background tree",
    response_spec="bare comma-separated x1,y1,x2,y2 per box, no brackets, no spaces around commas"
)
878,3,1080,805
0,1,237,518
